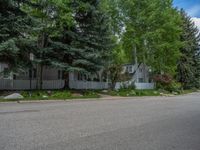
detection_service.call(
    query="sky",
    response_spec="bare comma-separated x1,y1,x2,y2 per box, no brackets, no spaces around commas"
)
173,0,200,31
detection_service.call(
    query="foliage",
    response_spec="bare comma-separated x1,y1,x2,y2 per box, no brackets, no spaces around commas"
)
21,90,99,100
177,10,200,89
0,0,34,71
51,91,72,99
2,0,114,89
83,91,100,98
1,0,199,92
108,89,160,97
106,64,131,89
119,81,136,91
153,74,173,85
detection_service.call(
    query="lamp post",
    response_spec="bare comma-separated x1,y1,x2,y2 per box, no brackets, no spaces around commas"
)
29,53,34,97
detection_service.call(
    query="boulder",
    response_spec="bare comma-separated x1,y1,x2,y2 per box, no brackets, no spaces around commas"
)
102,90,108,93
4,93,24,100
42,95,48,98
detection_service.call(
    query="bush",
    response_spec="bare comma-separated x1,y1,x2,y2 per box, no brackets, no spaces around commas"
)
154,74,182,93
51,91,72,99
119,81,136,91
83,91,99,98
21,90,72,99
165,81,182,93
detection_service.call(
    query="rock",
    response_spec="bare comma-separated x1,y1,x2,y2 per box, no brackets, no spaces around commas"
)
102,90,108,93
4,93,24,100
72,93,83,97
153,91,158,94
172,92,178,95
42,95,48,98
47,91,52,96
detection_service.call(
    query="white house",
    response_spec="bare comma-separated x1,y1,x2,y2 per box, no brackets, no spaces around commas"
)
0,63,109,90
0,62,154,90
115,63,155,90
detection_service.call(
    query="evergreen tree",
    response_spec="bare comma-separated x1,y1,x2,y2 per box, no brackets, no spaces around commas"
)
68,0,113,72
177,10,200,89
0,0,33,71
25,0,113,89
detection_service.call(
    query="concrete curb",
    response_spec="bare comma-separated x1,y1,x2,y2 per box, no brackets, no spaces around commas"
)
0,96,165,104
1,92,199,104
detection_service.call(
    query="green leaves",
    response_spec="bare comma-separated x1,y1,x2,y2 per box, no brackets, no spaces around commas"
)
177,10,200,89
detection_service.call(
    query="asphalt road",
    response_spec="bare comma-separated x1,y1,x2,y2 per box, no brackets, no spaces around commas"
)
1,93,200,150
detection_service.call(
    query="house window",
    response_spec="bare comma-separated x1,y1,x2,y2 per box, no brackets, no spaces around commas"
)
139,78,144,83
128,66,133,73
78,73,81,80
29,69,32,78
62,71,65,80
3,68,9,78
58,70,61,79
33,69,37,78
139,68,143,72
13,74,16,80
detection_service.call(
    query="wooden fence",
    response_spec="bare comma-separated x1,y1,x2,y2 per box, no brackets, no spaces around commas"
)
115,81,155,90
0,79,154,90
0,79,65,90
69,81,109,90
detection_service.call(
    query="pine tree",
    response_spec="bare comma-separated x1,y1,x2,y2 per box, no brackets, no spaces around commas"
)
67,0,113,72
0,0,33,71
25,0,113,89
177,10,200,89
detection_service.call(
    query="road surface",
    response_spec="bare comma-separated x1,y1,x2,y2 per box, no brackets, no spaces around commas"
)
0,93,200,150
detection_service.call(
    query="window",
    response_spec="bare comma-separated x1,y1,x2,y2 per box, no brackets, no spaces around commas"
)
58,70,61,79
33,69,37,78
62,71,65,80
139,78,144,83
3,68,9,78
13,74,16,80
139,68,143,72
29,69,32,78
128,66,133,73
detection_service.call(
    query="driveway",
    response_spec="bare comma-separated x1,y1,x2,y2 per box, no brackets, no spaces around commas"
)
0,93,200,150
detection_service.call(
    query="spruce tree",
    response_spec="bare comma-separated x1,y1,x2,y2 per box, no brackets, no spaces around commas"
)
67,0,113,73
0,0,33,71
177,10,200,89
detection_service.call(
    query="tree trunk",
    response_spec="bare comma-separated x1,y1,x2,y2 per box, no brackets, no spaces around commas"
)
36,64,43,90
36,33,46,90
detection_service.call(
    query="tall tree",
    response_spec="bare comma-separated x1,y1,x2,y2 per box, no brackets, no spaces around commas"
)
0,0,34,72
121,0,182,76
69,0,113,72
177,10,200,89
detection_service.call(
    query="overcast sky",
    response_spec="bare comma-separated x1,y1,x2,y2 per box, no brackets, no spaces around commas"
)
173,0,200,31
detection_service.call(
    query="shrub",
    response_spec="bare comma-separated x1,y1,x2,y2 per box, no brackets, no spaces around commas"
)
51,91,72,99
119,81,136,91
83,91,99,98
165,81,182,93
153,74,182,92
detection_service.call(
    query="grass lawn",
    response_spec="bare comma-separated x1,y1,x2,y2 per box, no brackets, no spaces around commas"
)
0,90,100,102
105,89,161,97
0,89,198,102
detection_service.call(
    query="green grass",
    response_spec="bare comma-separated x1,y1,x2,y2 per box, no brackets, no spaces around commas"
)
0,89,199,102
107,89,161,97
0,90,100,102
107,88,199,97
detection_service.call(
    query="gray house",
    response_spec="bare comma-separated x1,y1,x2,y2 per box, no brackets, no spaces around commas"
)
0,62,154,90
115,63,154,90
0,63,108,90
122,63,152,83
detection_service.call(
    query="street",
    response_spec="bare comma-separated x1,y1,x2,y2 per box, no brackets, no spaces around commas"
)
0,93,200,150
